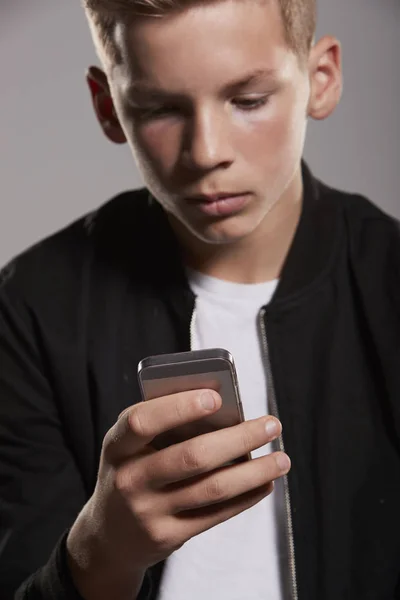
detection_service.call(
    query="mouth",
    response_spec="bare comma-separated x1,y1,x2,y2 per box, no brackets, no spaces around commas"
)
185,192,252,217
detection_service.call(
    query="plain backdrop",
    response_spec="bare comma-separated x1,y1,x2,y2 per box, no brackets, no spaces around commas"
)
0,0,399,266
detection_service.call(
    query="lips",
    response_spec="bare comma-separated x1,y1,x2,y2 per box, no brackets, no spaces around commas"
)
189,192,246,203
187,192,251,217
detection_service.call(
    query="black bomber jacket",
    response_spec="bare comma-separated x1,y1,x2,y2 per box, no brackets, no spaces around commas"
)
1,163,400,600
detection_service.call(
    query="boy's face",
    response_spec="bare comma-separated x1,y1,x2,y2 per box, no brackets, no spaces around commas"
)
91,0,341,245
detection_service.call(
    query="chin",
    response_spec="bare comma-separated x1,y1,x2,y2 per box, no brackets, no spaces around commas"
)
187,217,258,246
169,205,264,246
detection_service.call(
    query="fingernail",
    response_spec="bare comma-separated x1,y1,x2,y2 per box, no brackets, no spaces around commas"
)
201,391,216,411
265,418,280,437
276,453,291,473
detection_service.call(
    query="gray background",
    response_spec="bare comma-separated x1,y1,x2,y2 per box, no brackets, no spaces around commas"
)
0,0,399,267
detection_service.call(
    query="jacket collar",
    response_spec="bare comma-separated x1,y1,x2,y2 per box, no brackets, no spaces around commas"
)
270,161,342,306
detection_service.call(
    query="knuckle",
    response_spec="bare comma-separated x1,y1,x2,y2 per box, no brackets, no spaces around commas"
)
128,406,149,438
174,396,187,422
174,391,199,421
131,496,151,523
204,476,225,503
240,425,255,454
114,464,144,499
181,441,206,473
114,468,134,498
146,522,173,552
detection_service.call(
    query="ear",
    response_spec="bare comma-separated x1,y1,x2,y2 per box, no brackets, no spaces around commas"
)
307,36,343,121
86,65,127,145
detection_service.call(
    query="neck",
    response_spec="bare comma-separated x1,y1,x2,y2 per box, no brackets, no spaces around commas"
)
171,168,303,284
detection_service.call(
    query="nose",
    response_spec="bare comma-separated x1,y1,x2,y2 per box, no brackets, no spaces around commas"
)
181,106,234,171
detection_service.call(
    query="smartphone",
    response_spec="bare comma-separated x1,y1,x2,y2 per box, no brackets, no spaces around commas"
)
137,348,250,463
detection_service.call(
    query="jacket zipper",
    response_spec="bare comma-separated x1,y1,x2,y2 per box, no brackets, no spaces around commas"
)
189,305,197,350
259,308,298,600
190,304,298,599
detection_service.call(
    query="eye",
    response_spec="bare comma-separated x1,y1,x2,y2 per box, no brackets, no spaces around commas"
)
232,96,269,111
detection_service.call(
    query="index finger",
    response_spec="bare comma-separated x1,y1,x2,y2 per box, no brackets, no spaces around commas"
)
103,389,222,464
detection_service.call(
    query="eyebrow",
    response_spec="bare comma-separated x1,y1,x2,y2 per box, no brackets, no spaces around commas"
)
127,68,280,99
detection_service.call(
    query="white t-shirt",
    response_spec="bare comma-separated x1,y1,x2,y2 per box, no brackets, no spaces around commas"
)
157,270,289,600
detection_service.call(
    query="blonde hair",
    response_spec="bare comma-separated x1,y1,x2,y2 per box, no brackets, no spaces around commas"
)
83,0,316,65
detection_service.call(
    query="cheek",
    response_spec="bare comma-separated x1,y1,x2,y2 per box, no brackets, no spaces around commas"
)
235,94,307,175
131,121,182,176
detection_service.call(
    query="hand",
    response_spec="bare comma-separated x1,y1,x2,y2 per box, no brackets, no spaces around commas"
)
67,389,290,600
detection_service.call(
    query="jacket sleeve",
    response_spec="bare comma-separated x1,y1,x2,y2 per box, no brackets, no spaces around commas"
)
0,262,155,600
0,263,87,599
350,213,400,443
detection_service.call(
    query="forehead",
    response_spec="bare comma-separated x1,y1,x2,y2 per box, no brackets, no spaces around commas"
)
111,0,295,93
